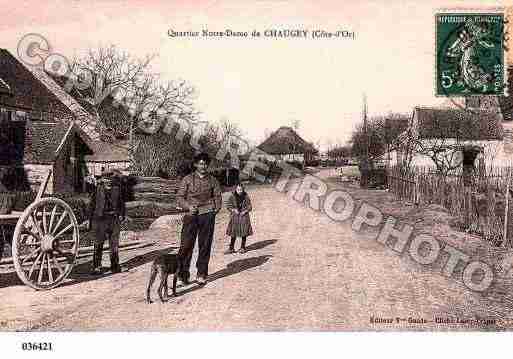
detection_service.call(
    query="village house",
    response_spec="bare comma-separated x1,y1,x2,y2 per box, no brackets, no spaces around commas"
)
0,49,79,124
0,49,97,193
257,126,318,168
47,74,131,175
390,99,509,172
0,120,94,193
386,65,513,172
0,48,130,192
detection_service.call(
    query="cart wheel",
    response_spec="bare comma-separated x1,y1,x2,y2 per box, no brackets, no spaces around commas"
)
12,198,79,290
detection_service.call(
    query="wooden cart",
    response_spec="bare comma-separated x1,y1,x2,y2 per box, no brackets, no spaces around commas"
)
0,170,80,290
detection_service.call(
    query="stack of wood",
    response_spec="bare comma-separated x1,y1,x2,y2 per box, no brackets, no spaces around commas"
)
132,177,180,203
125,177,186,230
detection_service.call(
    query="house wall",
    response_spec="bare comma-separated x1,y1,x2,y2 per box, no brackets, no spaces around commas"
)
86,161,131,177
52,134,85,194
275,153,305,162
23,164,53,193
391,139,513,170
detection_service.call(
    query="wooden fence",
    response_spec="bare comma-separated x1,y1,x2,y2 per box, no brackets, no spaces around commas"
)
388,165,513,247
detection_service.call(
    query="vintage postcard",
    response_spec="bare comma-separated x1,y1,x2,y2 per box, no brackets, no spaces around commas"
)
1,0,513,357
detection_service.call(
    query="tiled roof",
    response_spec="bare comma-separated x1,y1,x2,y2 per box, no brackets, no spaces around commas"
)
0,49,72,115
24,122,72,163
47,72,130,139
85,140,129,163
47,73,136,163
28,66,101,139
414,107,503,141
0,49,101,140
257,126,317,155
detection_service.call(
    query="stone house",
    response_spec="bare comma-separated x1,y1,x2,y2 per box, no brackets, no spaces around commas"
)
390,104,507,172
0,48,133,191
47,73,131,174
0,120,94,193
0,48,96,193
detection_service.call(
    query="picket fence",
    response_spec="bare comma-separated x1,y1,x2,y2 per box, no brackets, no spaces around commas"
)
387,165,513,247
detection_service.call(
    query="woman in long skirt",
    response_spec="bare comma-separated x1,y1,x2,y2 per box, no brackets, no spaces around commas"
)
225,183,253,254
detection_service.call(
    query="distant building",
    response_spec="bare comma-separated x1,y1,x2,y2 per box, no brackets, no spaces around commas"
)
84,140,130,177
257,126,318,167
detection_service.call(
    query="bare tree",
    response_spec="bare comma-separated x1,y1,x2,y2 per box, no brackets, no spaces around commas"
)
328,145,351,160
119,74,198,161
216,118,243,148
398,111,491,177
351,113,410,167
70,45,154,133
68,45,199,172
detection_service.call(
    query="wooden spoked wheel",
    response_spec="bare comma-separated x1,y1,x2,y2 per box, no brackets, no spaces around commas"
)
12,198,79,290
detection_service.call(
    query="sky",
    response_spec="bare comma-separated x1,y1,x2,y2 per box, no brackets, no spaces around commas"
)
1,0,512,150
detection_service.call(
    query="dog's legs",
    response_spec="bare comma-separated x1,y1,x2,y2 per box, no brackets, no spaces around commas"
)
162,275,169,302
158,272,166,303
172,273,178,296
146,265,157,304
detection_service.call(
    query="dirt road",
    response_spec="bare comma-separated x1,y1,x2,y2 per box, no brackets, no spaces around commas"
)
2,168,513,331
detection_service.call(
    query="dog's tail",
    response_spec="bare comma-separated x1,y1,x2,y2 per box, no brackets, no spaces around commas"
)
146,264,158,303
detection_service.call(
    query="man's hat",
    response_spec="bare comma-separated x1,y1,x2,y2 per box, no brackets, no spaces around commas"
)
101,168,115,177
102,168,123,177
101,169,121,182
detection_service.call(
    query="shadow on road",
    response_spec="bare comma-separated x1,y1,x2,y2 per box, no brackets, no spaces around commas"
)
244,240,277,253
175,254,272,298
56,246,178,288
0,271,23,288
122,246,178,271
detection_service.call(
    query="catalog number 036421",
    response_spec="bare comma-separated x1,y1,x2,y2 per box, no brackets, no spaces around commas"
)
21,342,53,351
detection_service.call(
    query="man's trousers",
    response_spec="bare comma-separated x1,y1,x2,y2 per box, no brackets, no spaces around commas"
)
92,216,120,270
178,212,216,278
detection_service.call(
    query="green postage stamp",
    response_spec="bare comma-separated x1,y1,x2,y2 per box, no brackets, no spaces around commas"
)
436,11,505,96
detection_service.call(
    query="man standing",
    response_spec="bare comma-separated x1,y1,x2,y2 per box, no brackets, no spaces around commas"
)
84,171,97,195
177,152,222,285
89,169,126,275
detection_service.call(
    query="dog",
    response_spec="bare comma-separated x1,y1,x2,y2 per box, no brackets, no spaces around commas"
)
146,252,181,303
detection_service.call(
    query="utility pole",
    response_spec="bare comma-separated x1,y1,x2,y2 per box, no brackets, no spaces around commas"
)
361,93,370,188
385,117,391,168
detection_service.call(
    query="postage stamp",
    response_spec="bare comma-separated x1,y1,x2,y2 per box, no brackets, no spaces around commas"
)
436,11,505,96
